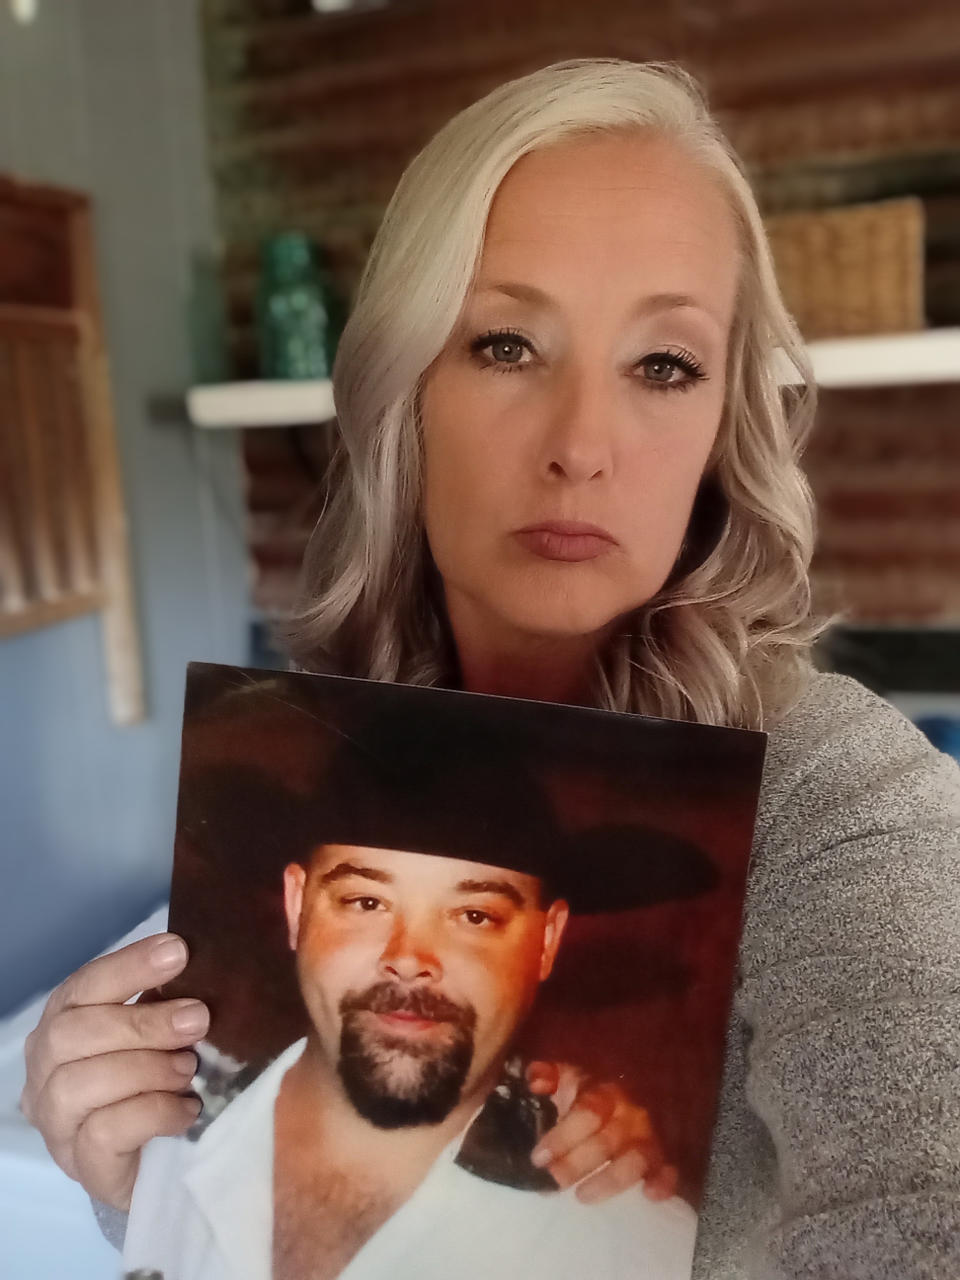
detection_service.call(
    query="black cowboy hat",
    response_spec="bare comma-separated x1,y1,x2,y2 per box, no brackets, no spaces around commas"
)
298,685,719,915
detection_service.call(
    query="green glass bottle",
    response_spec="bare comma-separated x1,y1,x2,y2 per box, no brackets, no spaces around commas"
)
256,231,341,380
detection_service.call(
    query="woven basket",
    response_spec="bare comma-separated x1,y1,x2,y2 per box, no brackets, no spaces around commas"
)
763,197,926,340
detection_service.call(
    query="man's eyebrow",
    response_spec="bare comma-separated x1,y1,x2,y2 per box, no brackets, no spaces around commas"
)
455,878,527,907
320,862,393,886
476,281,719,325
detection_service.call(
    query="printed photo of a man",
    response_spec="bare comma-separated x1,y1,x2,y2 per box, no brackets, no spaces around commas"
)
270,837,698,1280
121,664,765,1280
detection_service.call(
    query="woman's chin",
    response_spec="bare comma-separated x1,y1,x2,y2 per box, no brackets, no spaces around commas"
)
442,562,665,646
486,567,665,642
489,593,635,644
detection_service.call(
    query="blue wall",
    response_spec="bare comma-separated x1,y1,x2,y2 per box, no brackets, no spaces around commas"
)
0,1,250,1015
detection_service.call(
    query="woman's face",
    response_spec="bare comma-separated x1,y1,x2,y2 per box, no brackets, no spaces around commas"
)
420,131,741,647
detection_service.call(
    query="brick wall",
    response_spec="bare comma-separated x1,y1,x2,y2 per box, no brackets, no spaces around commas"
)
201,0,960,625
809,387,960,622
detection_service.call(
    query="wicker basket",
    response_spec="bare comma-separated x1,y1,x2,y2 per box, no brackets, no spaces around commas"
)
763,197,926,340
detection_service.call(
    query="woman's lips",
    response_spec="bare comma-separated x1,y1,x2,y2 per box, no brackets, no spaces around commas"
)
513,522,618,563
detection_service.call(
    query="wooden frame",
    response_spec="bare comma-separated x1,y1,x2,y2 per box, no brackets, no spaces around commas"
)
0,178,145,725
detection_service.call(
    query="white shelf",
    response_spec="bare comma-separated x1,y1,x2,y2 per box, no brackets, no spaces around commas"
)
186,330,960,428
187,378,335,428
791,328,960,389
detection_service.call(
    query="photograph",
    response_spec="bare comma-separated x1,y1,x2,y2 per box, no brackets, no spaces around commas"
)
121,661,767,1280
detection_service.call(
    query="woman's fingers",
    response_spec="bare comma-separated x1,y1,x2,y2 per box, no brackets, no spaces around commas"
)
25,998,209,1102
531,1081,628,1167
541,1116,633,1189
639,1161,680,1201
531,1083,670,1201
21,933,207,1120
46,934,188,1015
74,1090,204,1212
575,1149,679,1205
575,1146,651,1203
19,932,210,1212
525,1060,560,1095
32,1048,198,1176
532,1100,606,1169
526,1060,586,1115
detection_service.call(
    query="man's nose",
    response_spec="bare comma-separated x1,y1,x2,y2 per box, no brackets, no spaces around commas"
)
540,361,617,484
378,915,442,983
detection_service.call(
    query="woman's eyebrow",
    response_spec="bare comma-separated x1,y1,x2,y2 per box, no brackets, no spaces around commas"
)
476,281,721,327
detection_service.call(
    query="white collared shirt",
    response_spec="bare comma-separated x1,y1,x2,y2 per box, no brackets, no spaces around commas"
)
122,1038,698,1280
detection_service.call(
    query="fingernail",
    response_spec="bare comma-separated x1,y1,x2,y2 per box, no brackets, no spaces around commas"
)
184,1093,203,1117
171,1001,208,1035
172,1050,198,1076
530,1146,550,1168
152,936,187,970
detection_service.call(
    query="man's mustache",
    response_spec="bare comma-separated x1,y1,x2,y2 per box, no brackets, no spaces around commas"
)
340,982,477,1032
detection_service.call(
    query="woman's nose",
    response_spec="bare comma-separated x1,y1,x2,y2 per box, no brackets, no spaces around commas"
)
540,363,617,484
378,916,442,983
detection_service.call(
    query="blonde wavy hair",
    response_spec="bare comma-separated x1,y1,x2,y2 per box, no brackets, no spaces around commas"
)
286,57,825,730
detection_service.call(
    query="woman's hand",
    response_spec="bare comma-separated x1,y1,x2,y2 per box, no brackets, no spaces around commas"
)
20,933,209,1213
526,1060,679,1204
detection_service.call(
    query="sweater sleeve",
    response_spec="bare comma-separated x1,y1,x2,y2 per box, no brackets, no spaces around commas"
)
738,674,960,1279
90,1195,127,1251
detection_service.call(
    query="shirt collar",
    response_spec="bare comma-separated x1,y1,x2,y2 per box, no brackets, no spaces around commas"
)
182,1037,308,1280
178,1038,513,1280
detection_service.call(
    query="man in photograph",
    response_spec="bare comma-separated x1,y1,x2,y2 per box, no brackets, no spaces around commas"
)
122,701,714,1280
269,834,703,1280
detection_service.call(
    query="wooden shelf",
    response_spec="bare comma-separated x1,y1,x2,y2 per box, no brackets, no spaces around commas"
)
186,330,960,429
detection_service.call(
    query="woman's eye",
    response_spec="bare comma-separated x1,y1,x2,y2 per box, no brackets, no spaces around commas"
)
470,331,707,391
637,350,707,393
470,329,532,373
643,357,681,383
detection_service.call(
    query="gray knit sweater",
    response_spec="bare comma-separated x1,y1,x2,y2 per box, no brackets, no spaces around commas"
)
93,672,960,1277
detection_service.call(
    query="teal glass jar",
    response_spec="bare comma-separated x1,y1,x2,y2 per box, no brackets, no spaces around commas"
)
256,231,341,380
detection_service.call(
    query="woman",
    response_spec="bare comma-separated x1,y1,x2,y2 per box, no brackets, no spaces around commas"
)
21,58,960,1278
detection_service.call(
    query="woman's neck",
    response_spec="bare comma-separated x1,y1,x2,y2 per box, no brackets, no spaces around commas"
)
446,598,604,707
